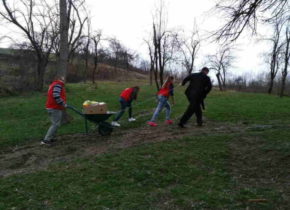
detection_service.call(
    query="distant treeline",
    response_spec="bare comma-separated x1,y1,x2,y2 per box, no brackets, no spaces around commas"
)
0,48,147,96
226,73,290,96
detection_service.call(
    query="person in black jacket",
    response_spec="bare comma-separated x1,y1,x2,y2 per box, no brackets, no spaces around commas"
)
178,67,212,128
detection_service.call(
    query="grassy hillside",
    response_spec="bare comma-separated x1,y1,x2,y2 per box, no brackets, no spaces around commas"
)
0,81,289,209
0,47,148,96
1,82,289,147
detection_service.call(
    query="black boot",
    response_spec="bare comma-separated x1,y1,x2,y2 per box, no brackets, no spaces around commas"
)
178,122,186,128
197,120,203,127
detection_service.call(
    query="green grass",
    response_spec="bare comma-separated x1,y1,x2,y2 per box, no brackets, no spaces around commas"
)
1,83,290,147
206,90,290,123
0,81,289,209
0,135,242,209
1,130,288,209
0,81,157,147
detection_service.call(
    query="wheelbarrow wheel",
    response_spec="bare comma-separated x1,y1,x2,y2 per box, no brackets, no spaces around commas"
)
98,122,113,136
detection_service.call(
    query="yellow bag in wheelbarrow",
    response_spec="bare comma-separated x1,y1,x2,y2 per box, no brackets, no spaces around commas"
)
83,100,108,114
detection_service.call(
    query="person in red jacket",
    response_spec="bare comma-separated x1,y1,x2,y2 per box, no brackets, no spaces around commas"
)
147,76,175,127
42,76,67,145
111,86,140,127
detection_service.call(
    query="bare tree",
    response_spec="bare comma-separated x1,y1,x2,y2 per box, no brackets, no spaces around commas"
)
91,30,102,84
0,0,59,90
68,0,88,62
154,29,179,89
108,37,122,70
280,25,290,97
120,49,135,70
266,19,284,94
53,0,88,63
179,24,201,75
208,44,235,91
215,0,289,42
145,40,154,86
148,47,155,86
81,18,92,83
58,0,69,78
147,0,180,90
139,59,151,73
145,39,158,87
75,35,90,83
107,38,135,71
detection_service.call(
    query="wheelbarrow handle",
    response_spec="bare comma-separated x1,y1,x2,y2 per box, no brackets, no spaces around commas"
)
66,105,84,116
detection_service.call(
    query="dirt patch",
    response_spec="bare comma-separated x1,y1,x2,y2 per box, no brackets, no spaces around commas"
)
228,135,290,208
0,120,248,178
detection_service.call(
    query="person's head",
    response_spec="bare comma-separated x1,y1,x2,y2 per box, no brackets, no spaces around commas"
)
55,76,65,83
167,76,174,83
133,86,140,92
201,67,209,75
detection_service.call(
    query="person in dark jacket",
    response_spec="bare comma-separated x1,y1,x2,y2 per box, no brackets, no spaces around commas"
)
178,67,212,128
111,86,140,127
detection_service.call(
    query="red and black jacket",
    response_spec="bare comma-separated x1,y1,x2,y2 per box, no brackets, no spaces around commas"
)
46,80,66,110
120,87,138,102
158,81,174,98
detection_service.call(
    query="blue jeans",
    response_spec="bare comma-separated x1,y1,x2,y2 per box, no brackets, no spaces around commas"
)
114,98,132,121
44,109,63,141
150,95,171,122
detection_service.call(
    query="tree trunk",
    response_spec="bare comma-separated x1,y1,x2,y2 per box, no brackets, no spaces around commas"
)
154,63,159,90
280,30,290,97
216,73,223,91
189,54,194,74
92,58,98,84
222,72,226,88
280,64,289,97
159,66,164,87
154,45,160,90
35,61,46,91
157,44,164,86
268,78,274,94
154,70,159,90
150,67,153,86
222,80,226,89
84,55,88,83
188,68,193,75
58,0,69,78
280,76,286,97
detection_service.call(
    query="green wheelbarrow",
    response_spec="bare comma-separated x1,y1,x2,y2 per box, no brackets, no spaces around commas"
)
67,105,116,136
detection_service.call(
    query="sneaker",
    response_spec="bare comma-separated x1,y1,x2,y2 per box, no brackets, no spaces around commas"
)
147,121,158,127
50,138,57,142
166,120,173,125
41,140,52,145
111,121,121,127
128,118,136,122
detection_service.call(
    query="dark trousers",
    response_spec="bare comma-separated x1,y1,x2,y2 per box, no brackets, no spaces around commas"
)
179,96,202,125
114,98,132,121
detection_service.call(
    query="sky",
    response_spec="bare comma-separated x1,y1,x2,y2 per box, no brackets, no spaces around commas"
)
0,0,272,80
85,0,271,79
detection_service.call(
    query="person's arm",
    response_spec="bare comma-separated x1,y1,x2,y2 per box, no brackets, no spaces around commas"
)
171,95,175,105
181,74,192,86
169,83,175,104
201,100,205,110
131,88,138,101
53,84,66,107
204,77,212,97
